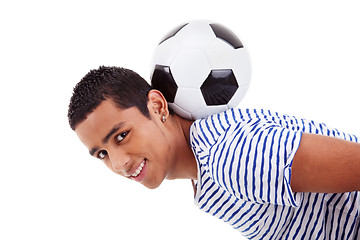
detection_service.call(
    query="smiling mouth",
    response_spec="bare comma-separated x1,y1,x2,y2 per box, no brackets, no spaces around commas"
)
131,160,145,177
129,159,147,182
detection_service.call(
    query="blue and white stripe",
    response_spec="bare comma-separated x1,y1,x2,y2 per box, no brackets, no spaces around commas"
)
190,108,360,239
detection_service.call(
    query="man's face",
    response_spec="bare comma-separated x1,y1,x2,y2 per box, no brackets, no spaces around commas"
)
75,99,173,189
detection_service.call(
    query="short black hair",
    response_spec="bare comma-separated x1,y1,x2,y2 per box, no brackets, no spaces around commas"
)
68,66,152,130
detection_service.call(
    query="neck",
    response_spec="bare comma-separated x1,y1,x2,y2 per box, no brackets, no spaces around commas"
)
166,114,197,180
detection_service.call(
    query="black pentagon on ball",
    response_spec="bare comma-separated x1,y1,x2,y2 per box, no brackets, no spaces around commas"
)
210,23,243,49
158,23,188,45
151,65,178,103
200,69,239,106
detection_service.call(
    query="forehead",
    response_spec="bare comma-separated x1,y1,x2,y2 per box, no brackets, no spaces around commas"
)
74,99,147,147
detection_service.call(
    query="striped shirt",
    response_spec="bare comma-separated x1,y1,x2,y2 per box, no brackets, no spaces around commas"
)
190,108,360,239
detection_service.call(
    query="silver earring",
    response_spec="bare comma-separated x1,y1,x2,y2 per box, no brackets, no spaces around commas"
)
162,115,166,122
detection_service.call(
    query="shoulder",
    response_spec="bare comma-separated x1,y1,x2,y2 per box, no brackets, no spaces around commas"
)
189,108,262,149
190,108,289,137
190,109,239,144
189,108,307,154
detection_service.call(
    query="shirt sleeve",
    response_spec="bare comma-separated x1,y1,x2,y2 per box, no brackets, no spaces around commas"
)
208,118,302,207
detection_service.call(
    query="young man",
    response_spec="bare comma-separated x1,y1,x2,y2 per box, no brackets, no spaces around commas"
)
68,66,360,239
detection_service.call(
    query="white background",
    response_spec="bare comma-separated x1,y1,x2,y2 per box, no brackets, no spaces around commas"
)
1,1,359,239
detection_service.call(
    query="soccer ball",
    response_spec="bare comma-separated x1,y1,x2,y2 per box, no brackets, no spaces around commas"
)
150,20,251,120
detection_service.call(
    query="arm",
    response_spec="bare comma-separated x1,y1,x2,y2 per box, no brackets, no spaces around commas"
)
291,133,360,193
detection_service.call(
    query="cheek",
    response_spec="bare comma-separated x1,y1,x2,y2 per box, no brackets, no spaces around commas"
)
148,128,172,157
103,159,118,174
103,159,111,168
138,131,168,159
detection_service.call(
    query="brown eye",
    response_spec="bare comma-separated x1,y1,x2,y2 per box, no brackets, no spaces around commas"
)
115,131,129,143
97,150,107,160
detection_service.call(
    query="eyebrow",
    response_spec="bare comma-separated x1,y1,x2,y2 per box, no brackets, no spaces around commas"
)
89,147,99,156
89,121,126,157
102,122,125,144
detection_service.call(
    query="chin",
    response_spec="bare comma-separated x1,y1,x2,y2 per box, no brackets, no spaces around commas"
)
142,179,163,190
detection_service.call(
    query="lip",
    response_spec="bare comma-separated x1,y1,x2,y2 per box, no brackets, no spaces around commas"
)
129,159,147,182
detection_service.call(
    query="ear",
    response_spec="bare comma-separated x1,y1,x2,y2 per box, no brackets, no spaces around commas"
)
147,89,169,118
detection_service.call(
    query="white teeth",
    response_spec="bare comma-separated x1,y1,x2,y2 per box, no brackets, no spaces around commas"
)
131,161,145,177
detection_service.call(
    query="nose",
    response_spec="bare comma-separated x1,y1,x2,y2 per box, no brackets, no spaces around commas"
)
107,148,131,174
